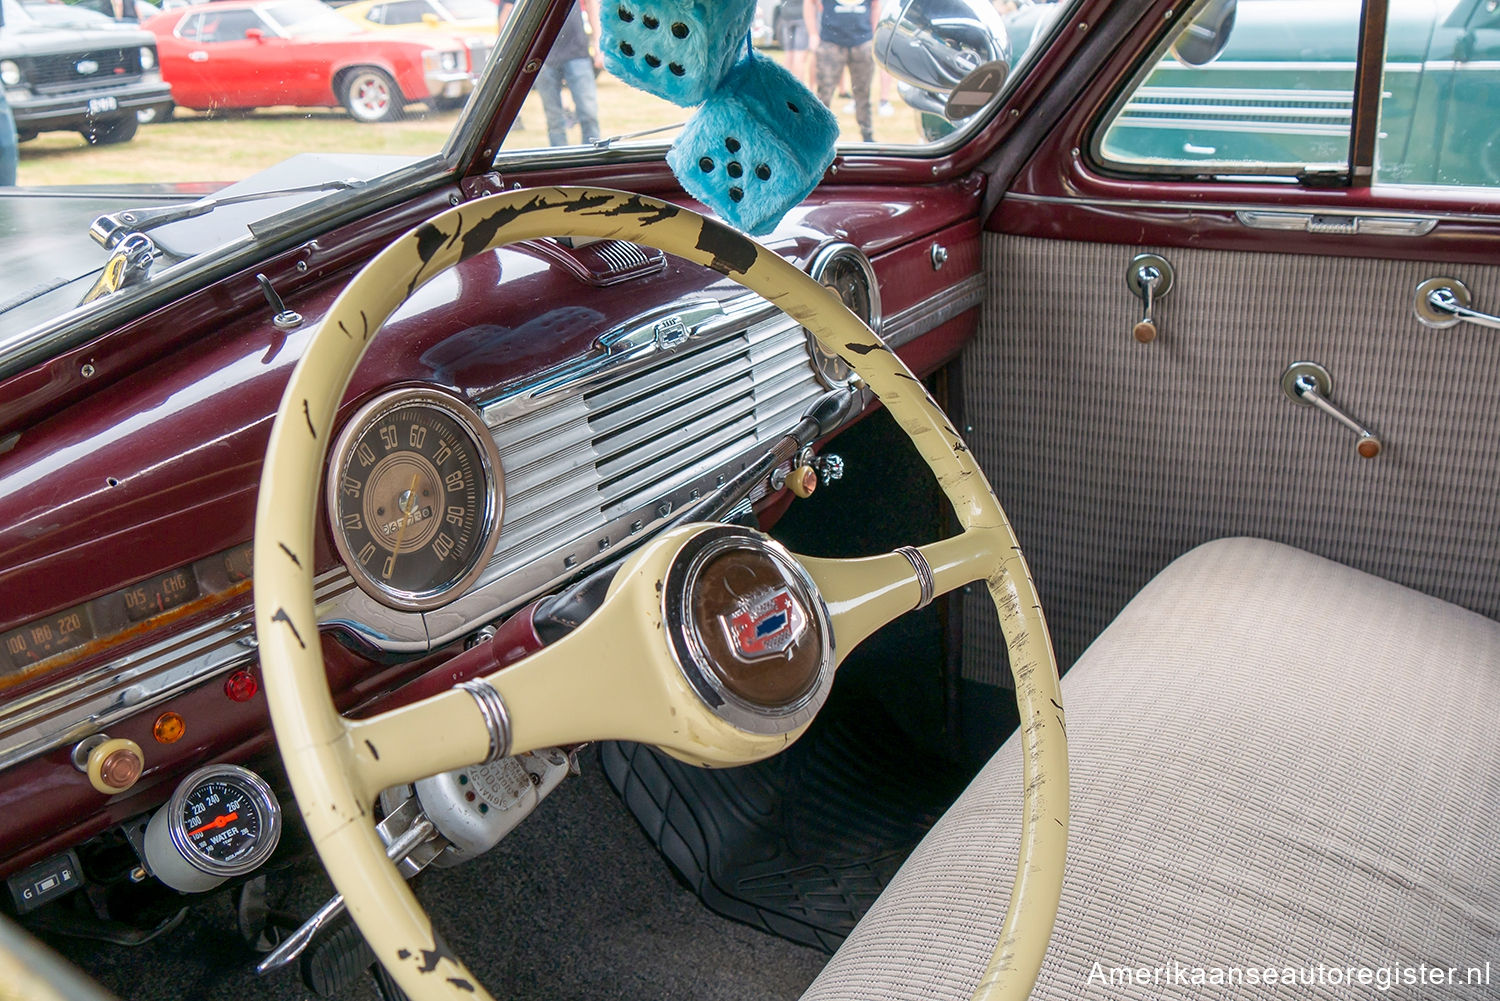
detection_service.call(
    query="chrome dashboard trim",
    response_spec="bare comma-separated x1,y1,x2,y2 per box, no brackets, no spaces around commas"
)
0,570,353,771
0,274,983,771
880,273,986,348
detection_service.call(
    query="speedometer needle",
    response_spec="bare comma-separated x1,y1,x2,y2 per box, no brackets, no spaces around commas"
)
382,473,421,581
187,812,238,837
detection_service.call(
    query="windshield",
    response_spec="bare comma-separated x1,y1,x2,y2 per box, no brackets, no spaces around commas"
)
434,0,496,21
261,1,362,36
0,0,1070,355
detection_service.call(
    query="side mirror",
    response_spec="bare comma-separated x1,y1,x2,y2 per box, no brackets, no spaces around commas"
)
1168,0,1237,67
421,12,440,27
245,27,265,42
874,0,1012,121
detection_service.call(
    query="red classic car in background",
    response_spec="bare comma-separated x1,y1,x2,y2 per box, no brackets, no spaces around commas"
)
144,0,474,122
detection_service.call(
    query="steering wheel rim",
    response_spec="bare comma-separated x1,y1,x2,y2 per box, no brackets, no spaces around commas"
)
252,187,1067,1001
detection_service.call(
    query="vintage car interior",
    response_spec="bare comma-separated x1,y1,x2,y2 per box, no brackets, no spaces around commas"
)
1,0,1497,998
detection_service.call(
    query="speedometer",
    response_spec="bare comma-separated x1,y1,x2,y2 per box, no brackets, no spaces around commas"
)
327,388,504,611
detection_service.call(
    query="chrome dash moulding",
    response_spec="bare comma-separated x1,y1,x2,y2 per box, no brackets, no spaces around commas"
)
0,569,358,772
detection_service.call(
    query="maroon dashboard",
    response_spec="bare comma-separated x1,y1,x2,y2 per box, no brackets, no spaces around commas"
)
0,176,985,888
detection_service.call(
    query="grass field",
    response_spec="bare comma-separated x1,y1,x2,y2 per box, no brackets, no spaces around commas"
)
16,59,925,188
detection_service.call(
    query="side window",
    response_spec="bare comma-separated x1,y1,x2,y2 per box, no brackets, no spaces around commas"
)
178,11,206,40
378,0,431,25
191,9,264,42
364,3,386,23
1094,0,1363,177
1376,0,1500,187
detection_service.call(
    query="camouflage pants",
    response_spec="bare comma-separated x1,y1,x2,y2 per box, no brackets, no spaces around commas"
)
815,41,875,143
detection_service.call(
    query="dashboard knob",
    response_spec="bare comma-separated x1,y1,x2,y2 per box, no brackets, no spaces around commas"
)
86,737,144,796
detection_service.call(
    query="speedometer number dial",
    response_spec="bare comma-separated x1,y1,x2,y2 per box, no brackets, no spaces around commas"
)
328,389,504,611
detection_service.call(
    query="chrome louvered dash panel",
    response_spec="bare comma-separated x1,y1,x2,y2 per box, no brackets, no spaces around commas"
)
486,394,604,578
425,301,827,648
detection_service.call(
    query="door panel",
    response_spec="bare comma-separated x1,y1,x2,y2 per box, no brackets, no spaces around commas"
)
959,233,1500,679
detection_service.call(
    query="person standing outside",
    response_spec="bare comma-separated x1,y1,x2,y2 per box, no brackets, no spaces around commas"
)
502,0,602,147
804,0,878,143
536,0,603,147
778,0,812,89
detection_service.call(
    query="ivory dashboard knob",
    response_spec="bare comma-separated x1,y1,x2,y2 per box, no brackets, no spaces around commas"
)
87,737,145,795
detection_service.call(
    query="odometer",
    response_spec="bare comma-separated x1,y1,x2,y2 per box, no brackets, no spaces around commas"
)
327,389,504,611
0,604,95,676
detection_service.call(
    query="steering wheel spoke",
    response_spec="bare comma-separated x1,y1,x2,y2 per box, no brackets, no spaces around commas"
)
343,692,494,802
799,530,1006,661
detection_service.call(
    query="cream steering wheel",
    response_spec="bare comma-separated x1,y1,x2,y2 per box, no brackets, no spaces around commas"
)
252,187,1068,1001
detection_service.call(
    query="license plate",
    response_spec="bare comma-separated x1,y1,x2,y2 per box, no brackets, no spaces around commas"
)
88,96,118,115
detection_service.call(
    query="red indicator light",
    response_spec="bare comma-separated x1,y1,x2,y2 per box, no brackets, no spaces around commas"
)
224,669,259,702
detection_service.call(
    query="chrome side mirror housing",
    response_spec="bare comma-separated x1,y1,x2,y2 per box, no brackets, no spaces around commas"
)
1168,0,1237,67
874,0,1012,120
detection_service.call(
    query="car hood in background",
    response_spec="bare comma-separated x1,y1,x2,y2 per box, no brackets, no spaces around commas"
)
0,19,157,57
0,153,418,341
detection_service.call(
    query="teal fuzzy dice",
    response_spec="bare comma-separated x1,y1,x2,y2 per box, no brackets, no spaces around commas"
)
666,52,838,235
601,0,757,107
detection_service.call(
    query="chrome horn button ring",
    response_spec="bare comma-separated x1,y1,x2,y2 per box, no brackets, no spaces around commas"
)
663,526,835,736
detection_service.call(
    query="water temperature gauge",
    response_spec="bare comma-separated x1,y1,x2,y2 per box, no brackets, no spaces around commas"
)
143,764,282,893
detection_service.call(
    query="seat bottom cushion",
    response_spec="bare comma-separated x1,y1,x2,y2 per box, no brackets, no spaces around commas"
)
800,537,1500,999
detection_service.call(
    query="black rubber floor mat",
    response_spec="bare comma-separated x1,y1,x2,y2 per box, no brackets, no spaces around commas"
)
599,690,974,953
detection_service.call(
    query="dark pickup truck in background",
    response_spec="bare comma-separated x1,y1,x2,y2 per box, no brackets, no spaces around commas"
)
0,0,171,146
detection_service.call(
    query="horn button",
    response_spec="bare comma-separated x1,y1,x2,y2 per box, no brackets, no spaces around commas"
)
665,527,835,735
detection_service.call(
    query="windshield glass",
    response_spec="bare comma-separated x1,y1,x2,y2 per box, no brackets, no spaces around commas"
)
435,0,496,21
0,0,1068,351
261,1,362,35
492,0,1071,158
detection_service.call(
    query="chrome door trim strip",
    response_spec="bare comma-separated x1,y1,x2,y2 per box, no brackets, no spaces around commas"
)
1003,192,1475,225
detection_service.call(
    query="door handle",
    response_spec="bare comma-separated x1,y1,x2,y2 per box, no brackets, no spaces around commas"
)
1413,276,1500,330
189,50,209,62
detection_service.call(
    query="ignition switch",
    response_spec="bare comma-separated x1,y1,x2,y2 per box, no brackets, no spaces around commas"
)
771,448,844,499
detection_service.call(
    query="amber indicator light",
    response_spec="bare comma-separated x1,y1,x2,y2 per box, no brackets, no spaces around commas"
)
224,669,259,703
153,712,186,744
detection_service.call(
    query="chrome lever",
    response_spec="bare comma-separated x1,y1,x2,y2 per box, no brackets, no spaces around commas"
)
1280,362,1382,459
1125,253,1174,343
1413,276,1500,330
255,814,438,975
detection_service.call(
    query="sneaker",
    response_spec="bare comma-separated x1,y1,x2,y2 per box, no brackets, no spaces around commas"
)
878,100,894,117
861,130,874,143
842,100,855,114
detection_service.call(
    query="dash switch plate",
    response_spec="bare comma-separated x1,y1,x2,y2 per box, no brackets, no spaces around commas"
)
7,849,83,914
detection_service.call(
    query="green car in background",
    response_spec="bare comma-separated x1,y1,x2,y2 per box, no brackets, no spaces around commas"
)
1096,0,1500,187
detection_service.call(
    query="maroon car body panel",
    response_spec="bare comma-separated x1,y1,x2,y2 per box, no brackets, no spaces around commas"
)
0,177,983,876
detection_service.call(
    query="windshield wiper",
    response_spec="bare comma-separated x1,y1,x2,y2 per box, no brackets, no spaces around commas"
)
88,178,366,251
